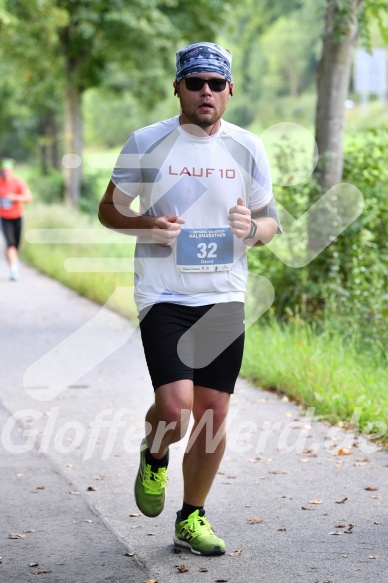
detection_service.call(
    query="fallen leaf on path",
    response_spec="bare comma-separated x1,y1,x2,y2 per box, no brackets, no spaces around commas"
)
365,486,379,491
69,491,80,495
9,533,26,539
269,470,288,475
369,555,379,559
86,486,98,492
215,579,230,582
95,475,106,481
145,580,158,583
345,524,355,534
29,563,39,567
298,458,310,463
129,513,141,517
124,552,136,557
175,564,189,573
277,528,287,532
337,448,352,455
354,457,369,466
309,500,323,504
329,531,342,536
301,506,315,511
35,570,52,575
335,497,348,504
228,549,243,556
248,518,264,524
36,486,45,490
199,567,208,572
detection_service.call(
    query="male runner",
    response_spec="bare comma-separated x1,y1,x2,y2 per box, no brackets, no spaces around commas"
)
99,41,281,555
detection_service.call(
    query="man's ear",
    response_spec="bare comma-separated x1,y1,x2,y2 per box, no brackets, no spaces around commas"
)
173,81,179,96
229,83,234,97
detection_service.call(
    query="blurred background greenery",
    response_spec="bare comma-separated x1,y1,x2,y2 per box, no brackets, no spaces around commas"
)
1,0,387,439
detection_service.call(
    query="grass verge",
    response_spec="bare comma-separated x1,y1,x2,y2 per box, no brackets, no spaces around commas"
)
21,203,137,320
242,318,388,444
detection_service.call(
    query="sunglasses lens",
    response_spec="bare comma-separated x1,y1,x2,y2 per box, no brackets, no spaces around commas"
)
184,78,227,92
208,79,227,92
185,78,204,91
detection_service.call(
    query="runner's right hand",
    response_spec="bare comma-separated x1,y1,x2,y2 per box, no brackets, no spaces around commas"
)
151,216,185,247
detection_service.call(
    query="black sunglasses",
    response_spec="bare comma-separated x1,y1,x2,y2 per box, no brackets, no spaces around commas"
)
184,77,227,92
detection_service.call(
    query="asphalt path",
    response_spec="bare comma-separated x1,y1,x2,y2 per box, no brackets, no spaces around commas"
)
0,247,387,583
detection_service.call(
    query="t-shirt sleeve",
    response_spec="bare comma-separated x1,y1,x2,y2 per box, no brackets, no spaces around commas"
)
111,133,143,198
252,197,282,234
250,139,282,234
15,177,28,193
248,138,273,211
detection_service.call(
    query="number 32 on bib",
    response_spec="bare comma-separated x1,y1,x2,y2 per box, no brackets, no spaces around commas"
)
176,227,234,272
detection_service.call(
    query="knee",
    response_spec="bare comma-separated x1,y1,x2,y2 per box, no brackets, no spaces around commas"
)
157,399,192,429
193,405,228,433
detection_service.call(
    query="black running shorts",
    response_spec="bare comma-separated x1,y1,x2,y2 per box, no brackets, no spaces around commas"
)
1,217,23,249
138,302,245,393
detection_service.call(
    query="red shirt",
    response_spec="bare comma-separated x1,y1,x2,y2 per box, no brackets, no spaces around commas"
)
0,175,27,219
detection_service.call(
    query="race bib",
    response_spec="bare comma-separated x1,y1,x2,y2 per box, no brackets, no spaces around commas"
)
176,227,234,272
0,198,13,210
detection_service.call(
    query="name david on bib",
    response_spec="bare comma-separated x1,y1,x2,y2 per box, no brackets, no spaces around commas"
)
176,227,234,272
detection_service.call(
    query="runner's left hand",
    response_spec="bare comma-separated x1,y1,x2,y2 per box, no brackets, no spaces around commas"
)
228,197,251,239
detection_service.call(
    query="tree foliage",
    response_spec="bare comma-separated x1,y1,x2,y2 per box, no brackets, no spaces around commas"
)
0,0,232,199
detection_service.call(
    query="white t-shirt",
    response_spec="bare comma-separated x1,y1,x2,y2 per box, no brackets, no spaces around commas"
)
111,116,275,312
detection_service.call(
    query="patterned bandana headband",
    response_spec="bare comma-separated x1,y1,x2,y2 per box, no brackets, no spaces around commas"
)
175,42,232,83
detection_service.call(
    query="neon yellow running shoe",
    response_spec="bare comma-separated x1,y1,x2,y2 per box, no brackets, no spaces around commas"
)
174,509,225,556
134,438,168,517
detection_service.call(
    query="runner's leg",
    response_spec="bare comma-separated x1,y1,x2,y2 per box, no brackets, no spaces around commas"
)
145,379,193,458
182,386,230,506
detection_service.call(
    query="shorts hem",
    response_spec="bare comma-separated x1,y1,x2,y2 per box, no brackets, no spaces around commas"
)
153,373,194,391
152,375,235,395
194,380,235,395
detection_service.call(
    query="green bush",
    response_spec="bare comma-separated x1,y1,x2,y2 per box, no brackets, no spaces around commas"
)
323,128,388,350
27,167,64,203
249,127,388,351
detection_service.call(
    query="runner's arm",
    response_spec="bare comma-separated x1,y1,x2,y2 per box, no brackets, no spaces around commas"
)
98,180,184,246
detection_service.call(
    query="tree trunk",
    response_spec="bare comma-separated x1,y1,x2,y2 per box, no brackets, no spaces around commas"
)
49,115,61,171
314,0,362,191
39,114,61,174
64,83,83,205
